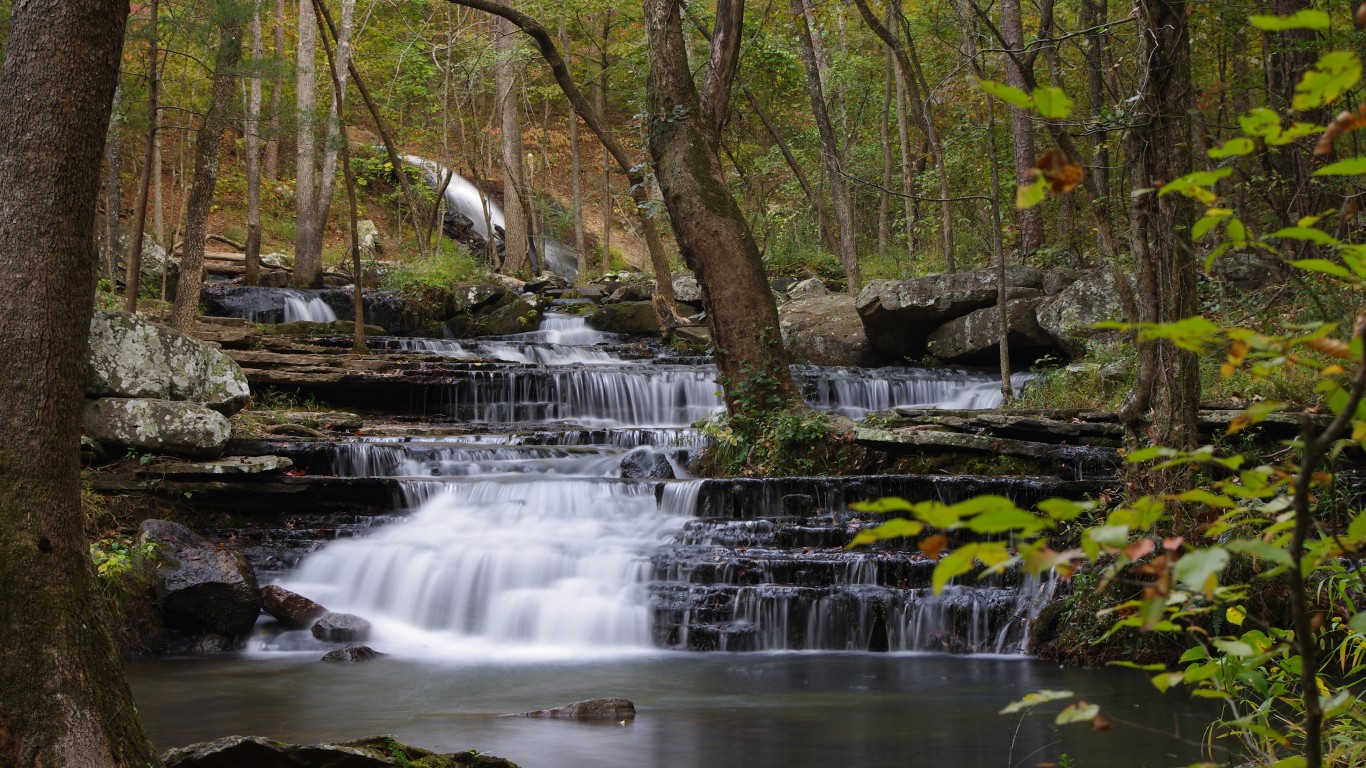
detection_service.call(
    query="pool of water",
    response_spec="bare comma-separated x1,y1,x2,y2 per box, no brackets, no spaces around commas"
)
127,652,1221,767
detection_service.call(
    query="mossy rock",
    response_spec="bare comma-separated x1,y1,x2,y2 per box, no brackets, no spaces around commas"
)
268,320,386,337
586,301,660,336
162,735,520,768
446,295,552,338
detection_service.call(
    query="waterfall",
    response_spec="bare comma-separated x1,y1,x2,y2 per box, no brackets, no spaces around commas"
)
282,289,339,323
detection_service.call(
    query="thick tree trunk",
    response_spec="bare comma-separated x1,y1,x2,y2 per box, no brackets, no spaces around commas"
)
245,2,265,286
170,21,245,332
1119,0,1199,465
103,83,123,285
1000,0,1043,257
0,2,163,765
293,0,321,286
495,13,531,274
124,0,159,313
265,0,286,180
793,0,861,292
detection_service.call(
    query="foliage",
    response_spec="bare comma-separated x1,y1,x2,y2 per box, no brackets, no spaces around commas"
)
381,243,490,293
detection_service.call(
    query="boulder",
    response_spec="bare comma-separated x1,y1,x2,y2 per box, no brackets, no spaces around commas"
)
446,295,551,338
318,290,405,334
520,697,636,721
321,645,385,663
162,736,520,768
671,273,703,304
356,220,381,258
786,277,829,301
855,267,1044,359
1042,267,1081,296
84,398,232,458
260,585,328,630
670,325,711,355
604,282,656,304
311,612,372,643
925,298,1058,365
524,274,571,294
1036,270,1125,358
258,269,291,288
619,448,675,479
586,302,660,336
187,634,236,655
779,293,884,367
88,310,250,414
138,519,262,638
448,282,514,315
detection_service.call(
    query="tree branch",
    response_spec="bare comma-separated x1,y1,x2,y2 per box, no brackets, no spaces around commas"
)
702,0,745,134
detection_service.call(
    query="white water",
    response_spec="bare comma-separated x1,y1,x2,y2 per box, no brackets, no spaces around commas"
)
403,155,504,241
282,289,339,323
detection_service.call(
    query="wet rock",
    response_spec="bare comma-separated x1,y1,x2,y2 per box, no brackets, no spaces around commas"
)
317,290,406,334
604,282,655,304
781,494,818,516
671,273,703,305
138,455,293,476
619,449,675,479
260,585,328,630
779,293,884,367
258,269,291,288
84,398,232,458
855,267,1044,359
138,519,262,638
786,277,829,301
321,645,385,663
311,612,372,642
1035,270,1125,358
267,320,386,337
520,697,636,721
200,285,298,324
925,298,1057,365
670,325,711,355
587,302,660,336
162,735,520,768
446,295,551,337
187,634,235,655
88,310,251,414
524,274,571,294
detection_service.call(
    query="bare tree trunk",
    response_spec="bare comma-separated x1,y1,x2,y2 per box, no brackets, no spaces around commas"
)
170,19,245,332
293,0,320,286
987,95,1013,401
562,21,586,260
103,82,123,285
1000,0,1042,257
793,0,861,291
124,0,159,313
265,0,285,180
599,11,612,271
0,1,163,762
152,105,165,244
895,61,915,263
495,13,530,274
308,0,356,274
878,41,893,263
245,1,265,286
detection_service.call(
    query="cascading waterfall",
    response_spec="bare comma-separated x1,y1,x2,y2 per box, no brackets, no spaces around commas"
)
282,290,339,323
270,308,1054,657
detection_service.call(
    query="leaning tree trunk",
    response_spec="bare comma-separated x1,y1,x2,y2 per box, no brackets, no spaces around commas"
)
1119,0,1200,475
170,20,245,333
495,13,531,274
0,1,163,765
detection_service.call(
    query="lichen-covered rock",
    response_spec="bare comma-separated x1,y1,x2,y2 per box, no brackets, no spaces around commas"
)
855,267,1044,359
586,301,660,336
603,282,656,304
260,585,327,629
88,310,250,414
321,645,385,663
138,519,262,639
925,298,1058,365
786,277,830,301
162,736,520,768
520,697,636,721
311,612,372,642
671,273,703,304
356,220,381,258
84,398,232,458
1042,267,1081,296
779,293,884,367
1036,270,1125,358
447,282,514,315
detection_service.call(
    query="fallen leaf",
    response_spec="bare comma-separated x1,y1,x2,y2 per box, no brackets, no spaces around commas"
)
919,533,949,560
1029,149,1086,194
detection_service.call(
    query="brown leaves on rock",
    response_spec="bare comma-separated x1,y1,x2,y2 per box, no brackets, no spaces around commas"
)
1031,149,1086,194
1316,102,1366,155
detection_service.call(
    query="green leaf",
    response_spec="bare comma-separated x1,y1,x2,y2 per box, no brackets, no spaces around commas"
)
932,544,978,594
850,497,915,514
1192,215,1225,240
1267,226,1339,246
1294,51,1362,111
1224,539,1293,566
848,517,924,547
1348,512,1366,543
1313,157,1366,176
977,78,1034,110
1159,168,1233,201
1055,701,1101,725
1173,547,1230,597
1207,137,1256,158
1266,121,1321,146
1016,176,1047,209
1349,612,1366,634
999,689,1073,714
1226,218,1248,244
1212,638,1255,657
1267,758,1307,768
1249,9,1331,30
1289,258,1354,278
966,506,1050,535
1240,108,1283,139
1031,87,1074,119
1037,497,1090,522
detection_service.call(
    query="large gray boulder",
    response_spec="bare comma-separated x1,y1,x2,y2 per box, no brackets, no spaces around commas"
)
587,302,660,336
138,519,262,639
311,612,372,643
88,310,250,414
779,293,885,367
1036,270,1125,358
925,298,1058,365
856,267,1044,359
671,273,703,305
84,398,232,458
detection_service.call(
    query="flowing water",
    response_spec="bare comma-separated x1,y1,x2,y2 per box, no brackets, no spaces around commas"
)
128,310,1218,766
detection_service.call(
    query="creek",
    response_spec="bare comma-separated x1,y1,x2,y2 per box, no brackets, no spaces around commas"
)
126,308,1220,766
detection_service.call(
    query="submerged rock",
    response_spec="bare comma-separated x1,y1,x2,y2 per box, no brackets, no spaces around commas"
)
321,645,386,663
138,519,261,639
520,697,636,721
162,735,519,768
84,398,232,458
260,585,327,630
87,309,250,414
311,612,372,643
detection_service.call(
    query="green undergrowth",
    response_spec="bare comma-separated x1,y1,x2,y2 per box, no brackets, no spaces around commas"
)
382,241,491,293
692,407,859,477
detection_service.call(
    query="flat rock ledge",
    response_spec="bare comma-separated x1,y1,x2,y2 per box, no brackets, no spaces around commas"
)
162,735,519,768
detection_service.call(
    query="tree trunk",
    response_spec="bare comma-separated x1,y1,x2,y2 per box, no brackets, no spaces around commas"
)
562,21,586,261
124,0,159,313
878,42,893,263
103,83,123,285
1000,0,1043,257
265,0,286,180
293,0,320,286
599,11,612,271
0,2,162,764
495,13,531,274
301,0,356,281
245,1,265,286
987,95,1013,401
895,60,916,263
152,104,165,244
170,20,245,333
1119,0,1200,466
793,0,861,292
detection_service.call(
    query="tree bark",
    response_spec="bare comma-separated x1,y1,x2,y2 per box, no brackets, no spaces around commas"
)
1000,0,1043,257
0,1,163,764
264,0,285,180
895,57,916,262
1119,0,1200,465
124,0,159,313
294,0,320,286
103,83,123,285
170,19,245,333
793,0,861,292
295,0,355,285
495,13,531,273
562,21,586,260
878,41,893,262
599,11,612,271
245,1,265,286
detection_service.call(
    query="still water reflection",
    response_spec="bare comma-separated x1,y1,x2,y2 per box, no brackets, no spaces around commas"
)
127,652,1221,768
